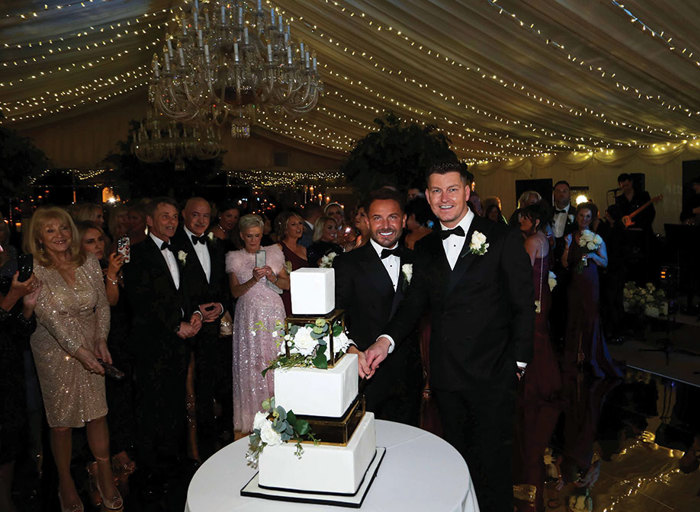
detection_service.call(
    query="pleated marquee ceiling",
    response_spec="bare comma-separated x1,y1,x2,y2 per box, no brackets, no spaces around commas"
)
2,0,700,163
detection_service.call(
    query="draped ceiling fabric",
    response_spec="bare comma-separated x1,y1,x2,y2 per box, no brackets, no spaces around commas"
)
2,0,700,168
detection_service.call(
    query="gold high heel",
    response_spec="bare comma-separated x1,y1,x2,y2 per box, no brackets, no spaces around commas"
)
94,457,123,510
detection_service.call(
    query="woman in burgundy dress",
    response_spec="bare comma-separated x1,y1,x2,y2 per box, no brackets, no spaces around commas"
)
276,211,309,315
514,203,563,511
562,202,622,379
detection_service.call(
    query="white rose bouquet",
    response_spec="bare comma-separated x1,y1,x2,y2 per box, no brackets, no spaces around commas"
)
575,230,602,273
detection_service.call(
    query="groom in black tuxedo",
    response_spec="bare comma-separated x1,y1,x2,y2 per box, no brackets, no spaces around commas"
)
365,163,534,511
171,197,228,461
123,197,202,488
334,188,422,425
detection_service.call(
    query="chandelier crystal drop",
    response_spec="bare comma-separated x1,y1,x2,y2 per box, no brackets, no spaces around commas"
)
148,0,323,137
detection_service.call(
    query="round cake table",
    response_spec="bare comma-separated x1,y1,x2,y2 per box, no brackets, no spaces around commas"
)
185,419,480,512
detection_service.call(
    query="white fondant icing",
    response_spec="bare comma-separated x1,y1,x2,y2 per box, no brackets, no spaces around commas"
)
290,268,335,315
274,353,358,418
258,412,376,495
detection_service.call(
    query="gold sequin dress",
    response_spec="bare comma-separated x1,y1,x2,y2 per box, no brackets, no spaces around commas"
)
30,254,110,428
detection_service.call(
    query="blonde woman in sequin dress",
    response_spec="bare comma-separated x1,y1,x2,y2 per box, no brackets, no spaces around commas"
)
226,214,289,433
26,207,121,512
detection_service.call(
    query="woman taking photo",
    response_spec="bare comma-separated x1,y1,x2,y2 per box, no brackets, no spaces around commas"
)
562,202,622,379
226,214,289,434
26,207,121,512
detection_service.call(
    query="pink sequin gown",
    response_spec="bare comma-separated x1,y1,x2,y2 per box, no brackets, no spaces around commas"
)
226,245,286,431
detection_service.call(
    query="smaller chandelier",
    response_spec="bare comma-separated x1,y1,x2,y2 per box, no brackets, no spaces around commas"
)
148,0,323,137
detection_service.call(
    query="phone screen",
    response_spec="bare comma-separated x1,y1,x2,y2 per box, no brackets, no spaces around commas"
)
17,254,33,282
255,250,266,268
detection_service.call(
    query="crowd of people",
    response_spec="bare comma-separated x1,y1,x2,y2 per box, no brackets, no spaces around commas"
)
0,165,677,511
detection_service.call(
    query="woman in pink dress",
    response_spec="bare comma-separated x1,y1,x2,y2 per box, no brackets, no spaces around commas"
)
226,214,290,433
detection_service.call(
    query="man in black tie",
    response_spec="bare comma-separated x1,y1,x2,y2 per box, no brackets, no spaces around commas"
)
123,197,202,492
300,202,323,248
334,188,422,425
551,180,575,346
365,163,534,511
171,197,228,462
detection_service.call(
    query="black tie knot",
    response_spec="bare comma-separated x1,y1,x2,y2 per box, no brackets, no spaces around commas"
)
160,241,172,251
191,234,206,245
554,209,567,215
440,226,465,240
380,247,401,259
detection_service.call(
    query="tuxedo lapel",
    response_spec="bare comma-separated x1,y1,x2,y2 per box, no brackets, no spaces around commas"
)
446,216,488,296
176,229,209,284
358,244,395,298
145,237,178,292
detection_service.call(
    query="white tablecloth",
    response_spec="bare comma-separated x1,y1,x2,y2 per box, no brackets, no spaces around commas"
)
186,419,479,512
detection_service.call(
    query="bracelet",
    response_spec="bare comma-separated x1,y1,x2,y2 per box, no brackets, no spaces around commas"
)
106,275,119,285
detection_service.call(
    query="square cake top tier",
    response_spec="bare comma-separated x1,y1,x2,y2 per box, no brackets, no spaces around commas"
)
290,268,335,315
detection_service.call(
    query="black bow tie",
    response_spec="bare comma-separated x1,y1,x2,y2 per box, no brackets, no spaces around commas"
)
160,241,172,251
440,226,465,240
380,247,401,259
554,209,567,215
191,234,206,245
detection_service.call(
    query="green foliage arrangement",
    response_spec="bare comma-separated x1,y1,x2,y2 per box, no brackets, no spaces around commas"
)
341,112,457,195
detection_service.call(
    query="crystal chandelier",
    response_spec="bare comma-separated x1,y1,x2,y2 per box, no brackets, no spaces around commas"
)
148,0,323,139
132,106,223,169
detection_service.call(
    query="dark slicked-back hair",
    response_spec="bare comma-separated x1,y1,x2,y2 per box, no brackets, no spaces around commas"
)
146,196,179,218
553,180,570,189
426,161,473,186
363,187,405,213
520,202,552,232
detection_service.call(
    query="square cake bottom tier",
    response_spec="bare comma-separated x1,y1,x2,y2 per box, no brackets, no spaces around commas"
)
258,412,376,495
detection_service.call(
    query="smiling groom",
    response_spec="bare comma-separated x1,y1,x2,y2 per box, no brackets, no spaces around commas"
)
364,162,534,511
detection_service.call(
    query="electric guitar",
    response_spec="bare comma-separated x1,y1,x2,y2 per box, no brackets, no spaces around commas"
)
621,194,663,228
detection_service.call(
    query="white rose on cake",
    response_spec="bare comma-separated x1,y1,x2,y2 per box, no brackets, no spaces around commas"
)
291,326,318,356
260,421,282,446
253,411,268,431
324,331,351,358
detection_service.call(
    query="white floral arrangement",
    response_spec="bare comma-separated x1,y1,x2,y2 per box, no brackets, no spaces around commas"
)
623,282,667,316
257,317,352,376
468,231,489,256
177,250,187,265
577,230,603,252
246,398,319,467
319,251,337,268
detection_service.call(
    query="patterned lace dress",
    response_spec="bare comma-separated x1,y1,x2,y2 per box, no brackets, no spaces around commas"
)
30,254,110,427
226,245,286,431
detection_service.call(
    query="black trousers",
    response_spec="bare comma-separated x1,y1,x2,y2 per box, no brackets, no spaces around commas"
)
188,326,220,461
434,382,516,512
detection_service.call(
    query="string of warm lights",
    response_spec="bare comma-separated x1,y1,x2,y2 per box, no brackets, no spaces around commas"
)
610,0,700,68
485,0,700,120
226,168,345,188
4,0,114,21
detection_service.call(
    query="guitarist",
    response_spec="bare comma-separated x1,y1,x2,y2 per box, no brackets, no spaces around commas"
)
614,173,657,282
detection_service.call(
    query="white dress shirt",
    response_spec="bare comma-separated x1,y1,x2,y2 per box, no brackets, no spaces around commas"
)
552,203,571,238
370,239,400,291
150,232,180,290
184,227,211,283
441,209,474,270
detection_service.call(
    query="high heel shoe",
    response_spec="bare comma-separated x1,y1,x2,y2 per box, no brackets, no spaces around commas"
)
58,489,84,512
94,458,123,510
86,462,103,507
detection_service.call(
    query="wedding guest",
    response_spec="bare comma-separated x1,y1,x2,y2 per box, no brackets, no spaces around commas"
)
366,162,534,511
307,216,343,266
509,190,542,226
0,219,18,271
299,202,323,248
562,203,622,378
126,200,149,245
210,202,242,251
485,203,505,224
352,206,370,247
70,203,105,229
227,214,289,433
123,197,202,494
467,189,484,216
26,207,121,512
515,203,562,511
275,211,309,315
106,205,129,248
406,186,423,202
403,197,434,250
171,197,228,462
76,221,107,262
550,181,576,351
324,202,345,229
260,213,275,245
0,267,41,512
334,188,422,425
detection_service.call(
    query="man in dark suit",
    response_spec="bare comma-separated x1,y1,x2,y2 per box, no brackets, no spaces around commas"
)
550,180,576,347
334,188,422,425
365,162,534,511
170,197,228,461
123,197,202,491
299,202,322,248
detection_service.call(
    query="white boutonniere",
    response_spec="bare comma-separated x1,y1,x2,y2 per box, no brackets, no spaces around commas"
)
207,231,215,242
401,263,413,284
568,214,575,224
468,231,489,256
177,250,187,265
319,252,337,268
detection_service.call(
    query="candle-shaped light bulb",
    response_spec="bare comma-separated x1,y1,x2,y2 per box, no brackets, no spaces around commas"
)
278,16,283,32
153,55,160,78
267,43,272,62
204,11,210,29
193,11,198,31
244,26,249,45
166,38,174,57
305,50,310,68
179,47,185,67
271,8,275,26
312,56,317,71
198,29,203,48
221,4,226,25
194,0,199,12
238,6,243,26
287,46,292,65
182,19,188,36
164,52,171,71
204,44,210,64
234,42,239,62
257,0,262,11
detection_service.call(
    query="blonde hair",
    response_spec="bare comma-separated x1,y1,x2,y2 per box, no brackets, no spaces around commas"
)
69,203,103,224
238,214,264,233
107,204,129,240
313,215,336,242
517,190,542,209
25,207,86,268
